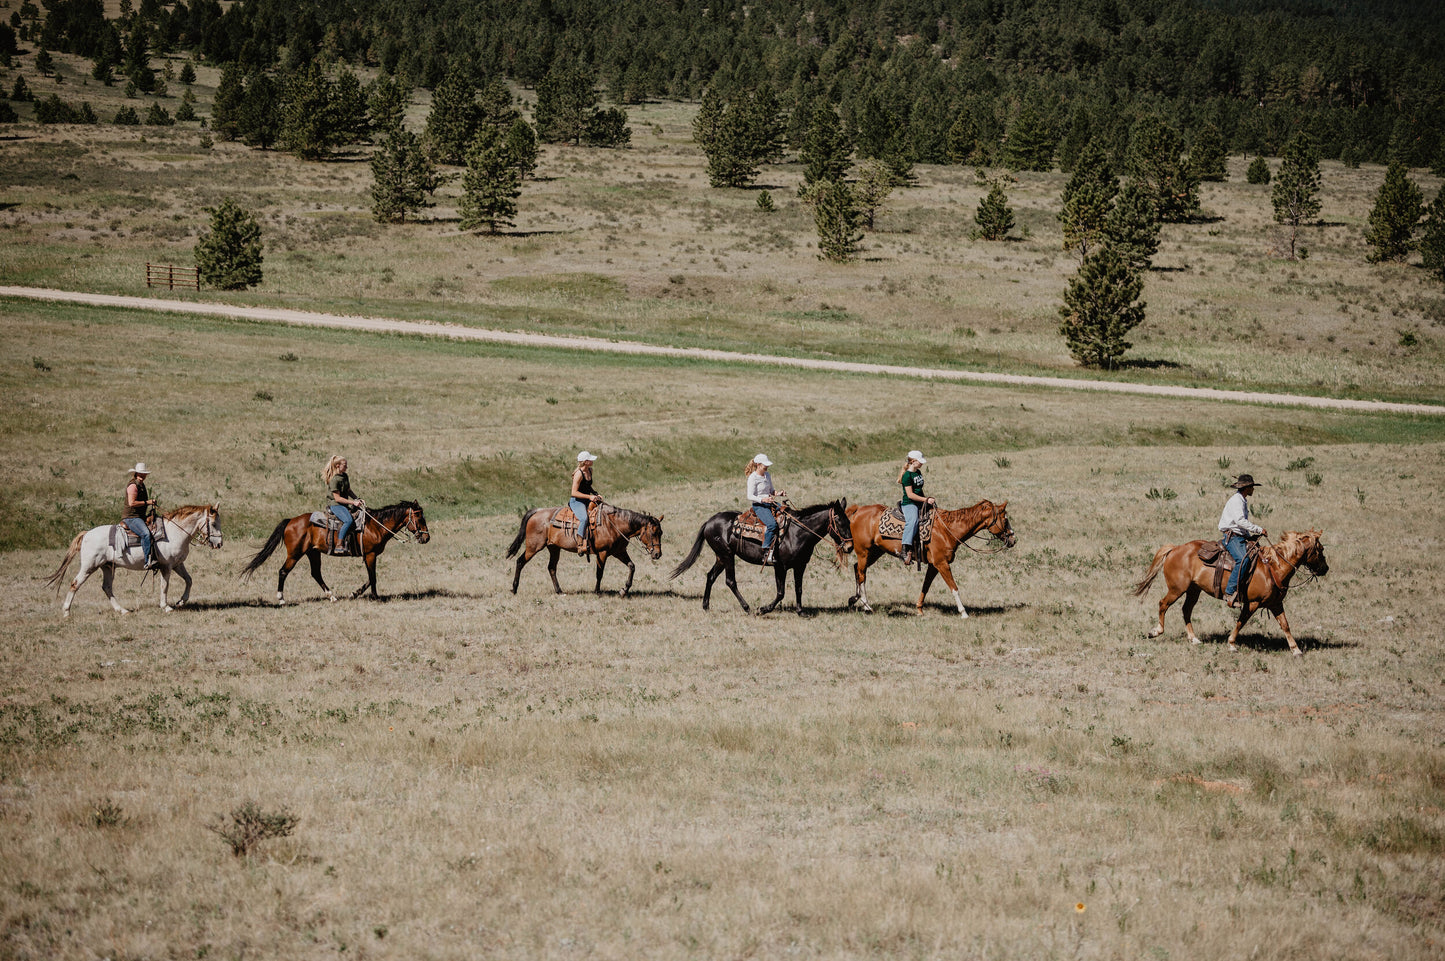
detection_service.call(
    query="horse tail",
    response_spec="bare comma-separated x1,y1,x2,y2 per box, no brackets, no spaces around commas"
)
45,531,86,593
1132,544,1175,597
669,524,708,580
505,510,541,560
240,519,288,580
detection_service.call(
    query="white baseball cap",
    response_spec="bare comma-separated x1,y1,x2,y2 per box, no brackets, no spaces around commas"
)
753,453,773,467
577,451,597,462
131,462,150,474
907,450,926,464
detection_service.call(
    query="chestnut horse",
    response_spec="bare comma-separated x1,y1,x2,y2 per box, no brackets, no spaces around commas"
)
1133,529,1328,656
506,502,663,596
240,501,430,605
845,500,1015,617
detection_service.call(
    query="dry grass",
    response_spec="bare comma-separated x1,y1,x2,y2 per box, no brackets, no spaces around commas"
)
1,301,1443,959
1,54,1442,403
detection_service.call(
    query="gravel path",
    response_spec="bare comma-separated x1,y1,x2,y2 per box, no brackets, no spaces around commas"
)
6,285,1441,417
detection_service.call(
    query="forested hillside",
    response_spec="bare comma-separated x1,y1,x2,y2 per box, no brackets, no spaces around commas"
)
27,0,1445,168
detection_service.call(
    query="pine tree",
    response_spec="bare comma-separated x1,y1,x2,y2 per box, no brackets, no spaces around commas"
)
1190,123,1228,181
370,128,441,223
1060,141,1118,261
811,179,862,263
143,101,172,125
800,103,851,191
1003,105,1056,172
194,198,263,290
506,118,538,180
584,106,630,147
692,88,723,156
365,75,407,138
112,105,139,124
0,102,17,123
1104,181,1161,273
1272,133,1322,260
1127,116,1199,222
331,68,369,145
280,63,339,160
746,83,787,165
534,63,596,146
10,74,31,101
178,61,195,85
237,72,279,148
35,46,51,76
423,65,481,165
459,127,521,234
974,179,1014,241
475,77,518,133
211,62,244,140
77,101,96,123
853,159,895,230
1057,107,1091,173
176,97,195,122
1059,245,1146,369
1420,185,1445,284
945,109,979,165
122,21,154,93
1246,155,1270,184
701,99,760,187
1364,161,1423,263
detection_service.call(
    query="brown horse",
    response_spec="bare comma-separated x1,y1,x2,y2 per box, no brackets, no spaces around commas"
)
1133,530,1328,656
240,501,430,605
506,502,663,596
844,500,1015,616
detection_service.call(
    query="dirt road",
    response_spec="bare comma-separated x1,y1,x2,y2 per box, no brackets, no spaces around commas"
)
5,285,1441,416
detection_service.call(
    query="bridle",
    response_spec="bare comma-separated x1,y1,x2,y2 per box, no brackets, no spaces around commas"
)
961,501,1014,556
369,506,426,544
176,507,223,549
789,503,853,553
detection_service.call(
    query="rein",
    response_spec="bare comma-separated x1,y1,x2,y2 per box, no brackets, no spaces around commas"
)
957,502,1011,555
366,506,419,544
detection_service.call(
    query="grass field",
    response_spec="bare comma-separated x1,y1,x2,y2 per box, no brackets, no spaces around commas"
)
2,301,1444,960
2,45,1444,961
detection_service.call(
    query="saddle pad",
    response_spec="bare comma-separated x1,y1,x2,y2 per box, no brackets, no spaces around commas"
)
122,519,167,547
1197,541,1229,567
733,509,783,544
878,506,933,545
309,511,341,529
551,506,578,531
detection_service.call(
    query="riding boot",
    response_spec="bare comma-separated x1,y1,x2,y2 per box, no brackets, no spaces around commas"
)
899,547,912,566
762,546,775,567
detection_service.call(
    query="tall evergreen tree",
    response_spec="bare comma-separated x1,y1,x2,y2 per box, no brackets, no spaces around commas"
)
1060,142,1118,261
178,61,195,85
35,46,52,76
1364,161,1423,263
800,103,851,191
237,72,279,149
1057,106,1092,173
1246,155,1270,184
280,62,339,160
1190,123,1228,182
974,179,1015,241
534,63,596,146
1104,181,1161,274
122,21,155,92
747,83,787,165
423,64,480,165
1003,105,1056,172
370,128,441,223
366,75,407,138
1421,185,1445,284
459,126,521,234
331,68,369,145
811,179,862,263
1060,245,1146,369
700,99,761,187
946,109,979,165
194,198,263,290
211,62,244,140
506,118,539,180
852,159,895,231
1128,116,1199,222
1272,133,1322,260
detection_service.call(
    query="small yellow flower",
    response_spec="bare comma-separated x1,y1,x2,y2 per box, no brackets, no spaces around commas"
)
1075,903,1086,914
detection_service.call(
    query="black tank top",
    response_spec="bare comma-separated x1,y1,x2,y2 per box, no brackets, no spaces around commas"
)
575,470,595,497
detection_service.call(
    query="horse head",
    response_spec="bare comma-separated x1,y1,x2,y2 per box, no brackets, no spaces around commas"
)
402,501,431,544
829,499,854,553
989,500,1016,549
205,504,224,549
1298,529,1328,577
638,513,664,561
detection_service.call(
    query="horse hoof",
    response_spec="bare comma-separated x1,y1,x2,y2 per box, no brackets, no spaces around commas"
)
861,605,872,614
1227,644,1239,653
958,611,968,619
1190,637,1202,645
1146,627,1163,639
1291,649,1303,658
162,606,173,613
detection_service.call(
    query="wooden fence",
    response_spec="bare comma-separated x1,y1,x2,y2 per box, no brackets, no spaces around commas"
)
145,263,200,291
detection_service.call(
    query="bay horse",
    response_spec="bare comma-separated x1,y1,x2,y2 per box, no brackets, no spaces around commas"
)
506,502,663,596
46,504,223,617
669,500,851,615
240,501,430,604
845,500,1015,617
1133,529,1328,656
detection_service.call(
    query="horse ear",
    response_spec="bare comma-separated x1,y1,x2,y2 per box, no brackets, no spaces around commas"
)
839,497,848,509
999,500,1008,509
657,513,665,522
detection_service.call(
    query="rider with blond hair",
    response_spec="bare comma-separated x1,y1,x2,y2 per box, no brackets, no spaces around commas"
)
746,454,785,566
571,451,602,554
122,462,158,569
897,450,936,565
322,455,364,556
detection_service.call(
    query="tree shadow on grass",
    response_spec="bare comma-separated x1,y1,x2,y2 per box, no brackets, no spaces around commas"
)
1117,357,1184,370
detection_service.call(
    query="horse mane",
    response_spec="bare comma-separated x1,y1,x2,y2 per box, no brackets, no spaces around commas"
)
370,500,421,519
162,504,216,523
935,499,992,522
602,504,660,527
792,501,840,515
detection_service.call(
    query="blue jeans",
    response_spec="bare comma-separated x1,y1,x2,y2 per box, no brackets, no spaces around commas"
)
1224,533,1249,596
754,504,777,549
570,498,590,539
329,504,355,543
901,502,920,546
123,517,153,564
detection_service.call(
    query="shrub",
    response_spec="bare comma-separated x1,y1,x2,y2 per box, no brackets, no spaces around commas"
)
974,180,1014,241
208,801,299,857
113,105,140,125
1246,155,1270,185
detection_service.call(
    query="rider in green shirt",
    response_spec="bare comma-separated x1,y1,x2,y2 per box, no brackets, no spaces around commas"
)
897,450,935,565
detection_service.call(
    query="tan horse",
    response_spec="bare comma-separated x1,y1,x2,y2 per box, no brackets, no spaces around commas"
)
1133,530,1328,656
506,503,662,596
845,500,1015,617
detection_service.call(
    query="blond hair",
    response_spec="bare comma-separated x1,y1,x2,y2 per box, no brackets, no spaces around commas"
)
744,459,764,478
321,454,346,484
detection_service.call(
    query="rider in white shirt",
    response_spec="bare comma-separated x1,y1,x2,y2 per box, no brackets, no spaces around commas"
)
1218,473,1266,607
746,454,784,565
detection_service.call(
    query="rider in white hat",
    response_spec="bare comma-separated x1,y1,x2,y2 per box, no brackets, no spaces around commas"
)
122,463,158,569
897,450,935,565
571,451,602,555
746,453,785,565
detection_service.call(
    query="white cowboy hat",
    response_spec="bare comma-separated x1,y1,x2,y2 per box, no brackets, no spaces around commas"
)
131,462,150,475
753,454,773,467
907,450,927,464
576,451,597,462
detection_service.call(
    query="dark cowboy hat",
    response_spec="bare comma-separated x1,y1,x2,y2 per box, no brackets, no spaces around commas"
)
1232,474,1256,489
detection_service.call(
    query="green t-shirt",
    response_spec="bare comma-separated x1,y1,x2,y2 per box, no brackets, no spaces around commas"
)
325,472,354,511
900,470,924,507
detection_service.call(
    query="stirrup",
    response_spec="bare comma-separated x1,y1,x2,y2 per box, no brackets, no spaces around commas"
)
761,548,775,566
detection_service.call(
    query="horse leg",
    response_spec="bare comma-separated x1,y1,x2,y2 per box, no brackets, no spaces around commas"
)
62,561,97,618
792,564,806,615
1178,584,1203,645
306,549,337,602
848,549,877,613
101,564,127,614
157,565,174,612
611,545,636,597
351,554,378,600
274,546,302,606
757,564,787,615
1226,602,1256,653
1147,577,1187,639
1270,601,1303,657
917,566,941,615
702,557,725,611
547,546,563,594
722,557,751,614
511,543,537,594
172,562,193,608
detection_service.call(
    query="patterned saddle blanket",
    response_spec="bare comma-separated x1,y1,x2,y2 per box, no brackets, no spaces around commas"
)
878,506,933,547
732,508,789,544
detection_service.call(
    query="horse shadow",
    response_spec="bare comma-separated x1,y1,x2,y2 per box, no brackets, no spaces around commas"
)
1200,631,1353,654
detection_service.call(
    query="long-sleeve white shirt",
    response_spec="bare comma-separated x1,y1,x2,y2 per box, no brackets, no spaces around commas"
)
747,470,775,504
1217,491,1263,537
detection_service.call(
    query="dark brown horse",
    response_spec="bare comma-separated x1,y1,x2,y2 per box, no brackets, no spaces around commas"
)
844,500,1015,617
1133,529,1328,656
506,503,663,596
240,501,430,604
